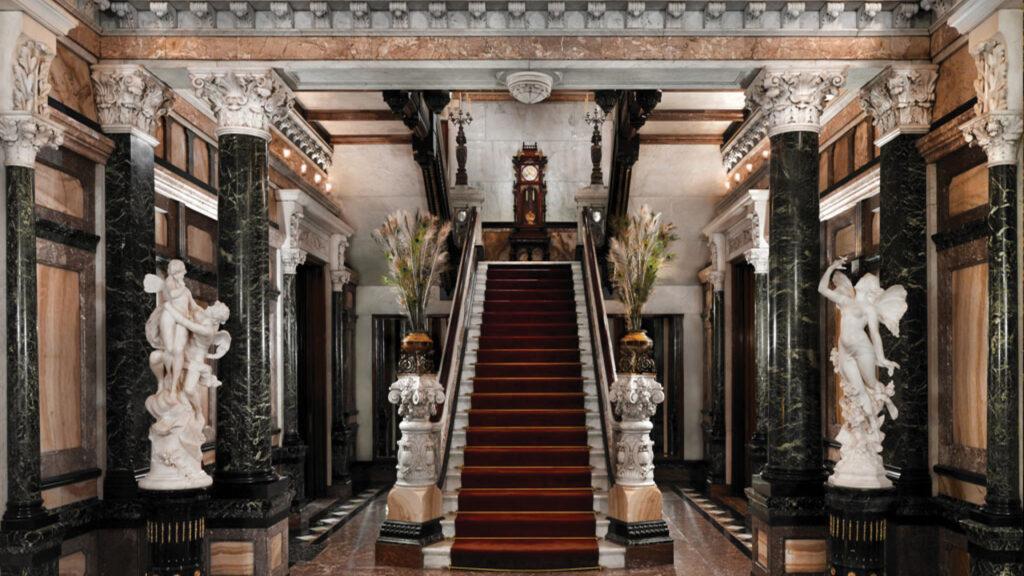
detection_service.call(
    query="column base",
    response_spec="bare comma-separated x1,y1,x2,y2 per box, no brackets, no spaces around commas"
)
963,519,1023,575
825,485,894,576
273,443,308,510
207,476,292,576
0,510,63,575
375,485,443,568
608,484,663,523
747,476,827,576
142,488,209,576
606,486,673,568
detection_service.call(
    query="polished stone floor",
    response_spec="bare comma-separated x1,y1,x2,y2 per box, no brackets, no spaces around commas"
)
292,487,751,576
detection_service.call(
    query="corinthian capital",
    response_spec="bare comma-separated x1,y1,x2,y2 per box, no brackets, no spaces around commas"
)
961,112,1023,166
190,69,294,139
91,65,174,143
860,65,938,146
0,114,64,167
746,68,846,136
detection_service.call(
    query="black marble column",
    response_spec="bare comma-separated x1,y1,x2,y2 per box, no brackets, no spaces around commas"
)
330,287,352,495
748,269,769,478
827,487,894,576
210,133,289,518
277,271,307,508
877,134,936,572
705,284,726,488
963,161,1023,576
103,133,157,509
1,164,64,574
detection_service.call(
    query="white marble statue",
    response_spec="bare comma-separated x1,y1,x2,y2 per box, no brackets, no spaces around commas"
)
140,260,231,490
818,257,907,489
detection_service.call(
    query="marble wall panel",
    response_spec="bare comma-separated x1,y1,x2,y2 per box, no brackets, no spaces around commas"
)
783,539,826,572
946,163,988,218
187,223,215,264
169,121,189,172
154,210,169,247
950,263,988,450
210,541,254,575
854,122,872,168
36,239,97,478
35,163,86,219
832,134,851,182
37,263,83,454
936,474,986,506
934,44,976,122
41,478,97,509
818,150,831,193
193,137,211,184
49,43,98,123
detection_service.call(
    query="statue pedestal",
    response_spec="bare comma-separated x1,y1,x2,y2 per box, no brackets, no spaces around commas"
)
142,487,209,576
825,486,894,576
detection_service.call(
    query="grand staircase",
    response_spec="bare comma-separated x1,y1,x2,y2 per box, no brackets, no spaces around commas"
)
427,262,621,571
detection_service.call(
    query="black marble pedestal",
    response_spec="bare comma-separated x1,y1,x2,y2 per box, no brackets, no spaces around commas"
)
142,488,209,576
826,486,894,576
705,288,726,488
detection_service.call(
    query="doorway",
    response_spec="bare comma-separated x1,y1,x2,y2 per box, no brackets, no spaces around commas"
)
297,259,329,500
730,261,756,494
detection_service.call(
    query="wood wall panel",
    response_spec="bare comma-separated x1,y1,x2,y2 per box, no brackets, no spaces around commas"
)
169,121,188,171
41,478,97,509
192,137,210,184
936,474,986,506
186,224,214,264
37,264,83,454
934,45,977,121
951,263,988,450
35,163,85,219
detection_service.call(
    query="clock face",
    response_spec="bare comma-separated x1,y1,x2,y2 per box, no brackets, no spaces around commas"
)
522,165,539,182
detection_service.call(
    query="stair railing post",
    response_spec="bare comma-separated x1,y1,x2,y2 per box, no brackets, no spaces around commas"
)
375,333,446,567
606,332,675,566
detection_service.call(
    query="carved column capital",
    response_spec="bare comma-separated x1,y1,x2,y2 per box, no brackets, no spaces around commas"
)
91,64,174,144
746,68,847,136
859,64,938,146
190,69,293,139
280,247,307,275
330,268,352,291
0,114,63,167
706,232,727,291
745,247,770,275
961,111,1023,166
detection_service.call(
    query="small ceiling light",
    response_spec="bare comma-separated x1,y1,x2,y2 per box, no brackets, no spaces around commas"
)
300,163,307,174
734,173,741,182
724,180,730,190
325,182,333,192
746,163,753,172
283,148,291,158
314,173,322,183
761,149,769,159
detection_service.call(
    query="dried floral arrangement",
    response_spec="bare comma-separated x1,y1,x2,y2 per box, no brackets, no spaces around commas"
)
607,205,677,333
373,210,452,333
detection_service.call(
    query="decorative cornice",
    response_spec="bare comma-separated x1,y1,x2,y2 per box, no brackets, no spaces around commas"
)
189,69,294,139
91,64,174,143
746,68,847,136
94,1,934,34
721,108,767,172
961,112,1023,167
859,64,937,146
276,108,332,171
0,113,64,166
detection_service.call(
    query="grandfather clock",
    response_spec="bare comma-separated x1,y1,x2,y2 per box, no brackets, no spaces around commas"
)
510,143,549,261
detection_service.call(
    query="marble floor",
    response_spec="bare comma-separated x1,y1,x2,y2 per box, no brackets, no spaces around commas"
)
291,487,751,576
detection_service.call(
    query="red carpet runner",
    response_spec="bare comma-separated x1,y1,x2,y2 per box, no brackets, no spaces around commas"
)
451,264,599,571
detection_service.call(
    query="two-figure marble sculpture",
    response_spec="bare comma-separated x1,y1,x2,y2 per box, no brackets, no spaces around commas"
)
819,257,908,489
140,259,231,490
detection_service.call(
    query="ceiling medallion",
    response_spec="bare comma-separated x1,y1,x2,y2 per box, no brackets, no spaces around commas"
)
503,71,555,104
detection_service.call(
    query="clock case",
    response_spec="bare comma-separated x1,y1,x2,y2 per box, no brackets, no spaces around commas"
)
510,143,550,261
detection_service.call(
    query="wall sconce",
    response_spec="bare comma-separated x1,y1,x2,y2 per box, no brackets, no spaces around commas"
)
283,148,291,158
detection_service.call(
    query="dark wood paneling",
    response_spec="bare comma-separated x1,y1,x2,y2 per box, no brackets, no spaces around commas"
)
730,261,755,492
298,261,329,498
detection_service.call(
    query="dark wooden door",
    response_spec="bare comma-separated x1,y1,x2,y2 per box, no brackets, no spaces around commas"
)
731,261,756,492
297,261,328,499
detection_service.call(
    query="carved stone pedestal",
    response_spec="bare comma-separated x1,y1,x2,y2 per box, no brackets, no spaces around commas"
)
143,488,209,576
606,486,674,568
826,486,893,576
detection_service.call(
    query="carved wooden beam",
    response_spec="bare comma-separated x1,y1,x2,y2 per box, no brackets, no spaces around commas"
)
605,89,662,221
308,109,399,121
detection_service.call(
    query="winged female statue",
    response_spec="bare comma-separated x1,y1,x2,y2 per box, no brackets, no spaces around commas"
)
818,257,907,489
139,260,231,490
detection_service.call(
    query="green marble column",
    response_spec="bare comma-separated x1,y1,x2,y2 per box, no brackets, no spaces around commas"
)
959,100,1023,574
745,67,845,576
705,280,726,488
277,265,307,508
0,114,65,575
330,272,352,495
748,258,770,478
192,70,294,537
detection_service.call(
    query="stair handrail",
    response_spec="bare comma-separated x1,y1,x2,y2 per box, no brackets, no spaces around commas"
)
435,207,479,487
580,207,618,486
